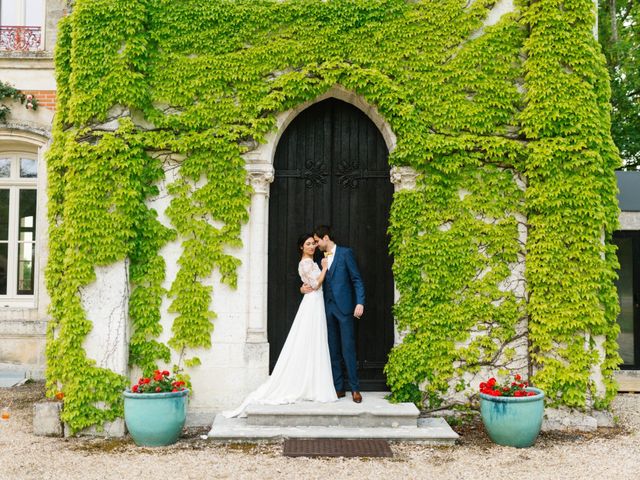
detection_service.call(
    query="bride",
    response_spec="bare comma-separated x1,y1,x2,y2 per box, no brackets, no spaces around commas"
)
220,233,338,418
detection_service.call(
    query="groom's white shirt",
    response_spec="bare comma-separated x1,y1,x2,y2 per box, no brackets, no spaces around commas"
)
327,244,337,270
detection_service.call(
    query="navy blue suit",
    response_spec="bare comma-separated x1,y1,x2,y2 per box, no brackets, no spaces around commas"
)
321,246,365,392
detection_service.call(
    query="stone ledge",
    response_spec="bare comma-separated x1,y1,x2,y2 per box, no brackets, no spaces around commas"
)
208,415,458,444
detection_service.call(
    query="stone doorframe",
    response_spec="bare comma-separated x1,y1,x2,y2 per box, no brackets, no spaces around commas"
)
241,84,418,345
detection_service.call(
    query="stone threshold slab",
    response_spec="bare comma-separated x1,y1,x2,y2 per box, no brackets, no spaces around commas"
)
245,392,419,427
615,371,640,392
208,415,458,444
246,392,418,416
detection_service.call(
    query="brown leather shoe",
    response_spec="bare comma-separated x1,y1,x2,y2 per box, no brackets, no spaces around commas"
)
352,391,362,403
336,391,346,398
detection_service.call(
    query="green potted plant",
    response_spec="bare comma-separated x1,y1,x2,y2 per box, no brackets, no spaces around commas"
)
479,374,545,448
123,370,189,446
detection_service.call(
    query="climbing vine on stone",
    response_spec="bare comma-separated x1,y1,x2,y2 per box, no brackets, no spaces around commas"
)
47,0,620,431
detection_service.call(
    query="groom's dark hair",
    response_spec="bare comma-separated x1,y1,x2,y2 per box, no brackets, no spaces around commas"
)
313,225,333,240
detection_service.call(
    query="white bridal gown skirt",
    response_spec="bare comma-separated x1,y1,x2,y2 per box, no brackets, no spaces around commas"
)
219,289,337,419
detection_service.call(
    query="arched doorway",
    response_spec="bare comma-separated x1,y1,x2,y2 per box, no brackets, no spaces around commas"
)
267,98,394,390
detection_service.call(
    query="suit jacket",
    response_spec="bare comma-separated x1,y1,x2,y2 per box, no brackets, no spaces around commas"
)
321,246,365,316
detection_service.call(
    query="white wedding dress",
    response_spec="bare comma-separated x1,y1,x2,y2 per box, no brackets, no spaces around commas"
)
220,258,337,418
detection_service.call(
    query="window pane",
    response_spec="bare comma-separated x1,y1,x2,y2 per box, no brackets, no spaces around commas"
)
17,242,34,294
17,189,36,294
615,237,635,365
0,242,6,295
19,189,36,237
0,189,8,241
1,1,19,25
20,158,37,178
0,159,10,177
25,0,44,27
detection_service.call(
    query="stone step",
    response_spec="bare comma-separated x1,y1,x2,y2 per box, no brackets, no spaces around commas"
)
207,392,459,444
208,415,458,444
0,370,26,388
245,392,419,428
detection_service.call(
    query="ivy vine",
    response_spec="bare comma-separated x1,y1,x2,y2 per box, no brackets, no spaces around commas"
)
47,0,620,431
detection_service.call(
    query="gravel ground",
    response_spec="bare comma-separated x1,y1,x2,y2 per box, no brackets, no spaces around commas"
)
1,382,639,480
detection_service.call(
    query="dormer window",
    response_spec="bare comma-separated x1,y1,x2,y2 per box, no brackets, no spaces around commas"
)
0,0,45,52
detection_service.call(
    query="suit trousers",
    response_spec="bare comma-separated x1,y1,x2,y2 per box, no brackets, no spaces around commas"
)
325,300,360,392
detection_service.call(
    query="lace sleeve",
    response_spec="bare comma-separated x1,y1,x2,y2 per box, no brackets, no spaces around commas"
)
298,259,320,289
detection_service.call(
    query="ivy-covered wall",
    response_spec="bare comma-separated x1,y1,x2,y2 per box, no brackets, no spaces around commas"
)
46,0,620,432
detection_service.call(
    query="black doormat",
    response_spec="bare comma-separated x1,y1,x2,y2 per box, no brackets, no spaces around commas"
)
283,439,393,458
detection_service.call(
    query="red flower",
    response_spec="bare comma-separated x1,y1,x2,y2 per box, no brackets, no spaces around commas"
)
129,371,187,395
478,374,535,398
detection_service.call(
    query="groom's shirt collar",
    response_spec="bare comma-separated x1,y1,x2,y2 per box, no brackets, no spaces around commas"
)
328,244,337,269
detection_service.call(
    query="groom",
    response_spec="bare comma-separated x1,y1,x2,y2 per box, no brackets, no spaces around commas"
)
302,225,365,403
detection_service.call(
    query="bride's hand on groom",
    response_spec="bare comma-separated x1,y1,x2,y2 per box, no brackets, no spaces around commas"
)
354,304,364,319
300,283,314,294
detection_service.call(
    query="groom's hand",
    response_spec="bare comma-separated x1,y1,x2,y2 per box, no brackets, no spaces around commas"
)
300,283,314,294
354,304,364,319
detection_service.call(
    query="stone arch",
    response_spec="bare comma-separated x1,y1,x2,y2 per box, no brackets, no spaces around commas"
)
241,85,414,353
245,85,396,170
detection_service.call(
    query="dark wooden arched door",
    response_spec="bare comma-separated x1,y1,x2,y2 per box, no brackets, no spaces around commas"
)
267,98,394,390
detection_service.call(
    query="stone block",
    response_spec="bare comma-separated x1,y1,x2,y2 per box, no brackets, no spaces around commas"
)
592,410,615,428
33,402,63,437
542,407,598,432
64,418,126,438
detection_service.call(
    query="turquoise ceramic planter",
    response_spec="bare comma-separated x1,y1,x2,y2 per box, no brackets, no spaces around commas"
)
123,389,189,446
480,387,544,448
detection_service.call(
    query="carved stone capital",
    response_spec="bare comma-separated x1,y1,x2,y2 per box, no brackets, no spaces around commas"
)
390,166,419,191
247,168,275,196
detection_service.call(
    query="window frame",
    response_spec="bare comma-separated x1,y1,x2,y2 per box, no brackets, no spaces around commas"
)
614,230,640,370
0,150,39,307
